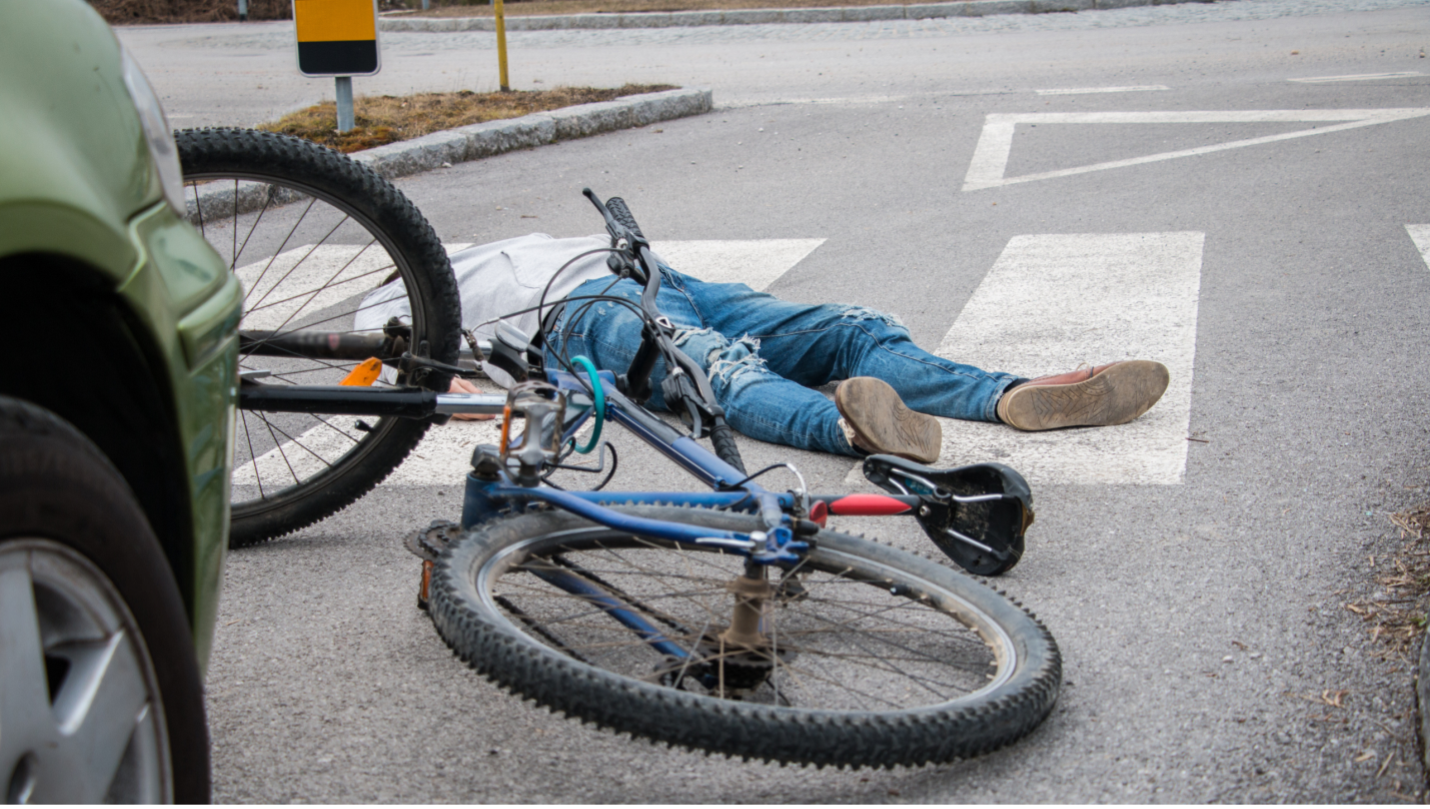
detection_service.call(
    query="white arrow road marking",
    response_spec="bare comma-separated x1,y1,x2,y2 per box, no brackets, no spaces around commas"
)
962,109,1430,192
235,240,823,489
845,233,1204,487
1035,86,1169,95
1288,72,1423,84
1406,225,1430,269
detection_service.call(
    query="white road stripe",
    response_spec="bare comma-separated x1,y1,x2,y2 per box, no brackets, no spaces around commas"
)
238,240,822,487
1289,72,1423,84
651,239,824,292
962,109,1430,192
1406,225,1430,270
1035,86,1169,95
896,233,1204,486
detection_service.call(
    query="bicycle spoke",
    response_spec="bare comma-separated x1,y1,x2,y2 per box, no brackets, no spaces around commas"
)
256,413,302,488
264,254,387,355
244,413,349,476
241,259,394,322
239,407,265,501
189,179,206,237
488,536,1002,712
307,413,367,447
242,194,318,309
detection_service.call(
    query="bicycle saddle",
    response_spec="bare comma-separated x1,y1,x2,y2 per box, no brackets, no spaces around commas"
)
862,455,1034,576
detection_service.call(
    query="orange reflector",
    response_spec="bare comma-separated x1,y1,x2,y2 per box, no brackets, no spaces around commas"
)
340,357,383,386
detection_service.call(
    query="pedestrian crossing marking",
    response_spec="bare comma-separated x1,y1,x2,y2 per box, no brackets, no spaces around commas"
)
835,234,1206,488
1035,86,1169,95
1288,72,1423,84
651,239,825,292
962,109,1430,192
1405,225,1430,270
927,232,1203,486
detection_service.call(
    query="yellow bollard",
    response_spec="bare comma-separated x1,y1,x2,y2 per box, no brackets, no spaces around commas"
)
494,0,510,92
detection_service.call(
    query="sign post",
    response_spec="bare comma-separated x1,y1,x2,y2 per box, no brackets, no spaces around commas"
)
494,0,510,92
293,0,381,132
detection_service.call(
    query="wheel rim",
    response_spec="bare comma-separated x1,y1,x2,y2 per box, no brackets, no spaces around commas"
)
474,528,1017,712
0,539,171,803
183,170,430,522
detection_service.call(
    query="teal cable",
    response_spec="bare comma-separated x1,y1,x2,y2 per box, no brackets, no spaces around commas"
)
570,355,605,454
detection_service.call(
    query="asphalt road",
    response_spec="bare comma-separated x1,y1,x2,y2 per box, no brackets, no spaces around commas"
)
123,0,1430,801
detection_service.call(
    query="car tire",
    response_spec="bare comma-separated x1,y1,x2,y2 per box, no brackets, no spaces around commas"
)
0,396,210,803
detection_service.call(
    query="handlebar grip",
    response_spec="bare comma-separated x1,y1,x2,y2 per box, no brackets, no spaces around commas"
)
710,419,747,476
605,197,646,241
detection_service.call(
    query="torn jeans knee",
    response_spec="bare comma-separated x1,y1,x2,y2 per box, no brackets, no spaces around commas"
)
835,304,907,332
706,335,765,385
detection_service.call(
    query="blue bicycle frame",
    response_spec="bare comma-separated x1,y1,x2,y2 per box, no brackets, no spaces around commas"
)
459,367,812,568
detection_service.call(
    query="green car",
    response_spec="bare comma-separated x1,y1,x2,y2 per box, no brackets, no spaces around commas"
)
0,0,239,801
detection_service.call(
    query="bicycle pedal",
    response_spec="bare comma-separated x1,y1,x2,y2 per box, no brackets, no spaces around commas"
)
406,519,462,611
404,518,462,562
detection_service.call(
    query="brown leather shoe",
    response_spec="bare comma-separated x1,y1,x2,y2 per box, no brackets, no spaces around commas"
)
996,360,1170,431
834,377,942,463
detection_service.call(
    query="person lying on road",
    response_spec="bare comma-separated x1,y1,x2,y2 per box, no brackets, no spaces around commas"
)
360,233,1170,464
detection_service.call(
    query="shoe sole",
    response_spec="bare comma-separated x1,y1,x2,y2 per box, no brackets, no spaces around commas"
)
834,377,942,464
1000,360,1170,431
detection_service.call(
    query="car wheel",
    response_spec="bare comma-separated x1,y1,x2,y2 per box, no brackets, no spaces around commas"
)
0,396,210,803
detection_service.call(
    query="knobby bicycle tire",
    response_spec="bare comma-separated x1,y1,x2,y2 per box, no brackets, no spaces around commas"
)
177,128,461,548
429,506,1061,768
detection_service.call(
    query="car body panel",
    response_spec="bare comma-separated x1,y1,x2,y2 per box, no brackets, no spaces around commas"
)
0,0,238,670
0,0,160,237
120,204,241,665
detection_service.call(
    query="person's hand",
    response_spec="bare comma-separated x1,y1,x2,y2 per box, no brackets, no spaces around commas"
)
447,377,495,421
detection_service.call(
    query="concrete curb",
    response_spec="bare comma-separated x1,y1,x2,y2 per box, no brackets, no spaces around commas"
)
380,0,1221,32
185,87,711,219
352,86,711,179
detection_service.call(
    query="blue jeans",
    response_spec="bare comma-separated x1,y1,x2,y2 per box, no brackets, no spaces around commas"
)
544,267,1021,457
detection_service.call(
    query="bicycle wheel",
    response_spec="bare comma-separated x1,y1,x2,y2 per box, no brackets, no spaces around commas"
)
429,506,1061,768
177,128,461,548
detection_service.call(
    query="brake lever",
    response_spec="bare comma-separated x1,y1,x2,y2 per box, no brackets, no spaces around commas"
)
584,188,650,284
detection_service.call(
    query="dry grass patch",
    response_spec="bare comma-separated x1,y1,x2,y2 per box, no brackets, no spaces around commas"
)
93,0,291,24
396,0,968,16
1347,502,1430,659
258,84,678,153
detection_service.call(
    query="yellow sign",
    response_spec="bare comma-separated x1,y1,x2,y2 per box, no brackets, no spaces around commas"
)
292,0,380,77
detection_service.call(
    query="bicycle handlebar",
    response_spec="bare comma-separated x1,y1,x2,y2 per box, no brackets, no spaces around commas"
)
581,189,747,475
604,196,646,242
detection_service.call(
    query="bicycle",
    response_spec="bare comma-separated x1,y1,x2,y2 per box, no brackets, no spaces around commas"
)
407,192,1058,768
181,129,1060,766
